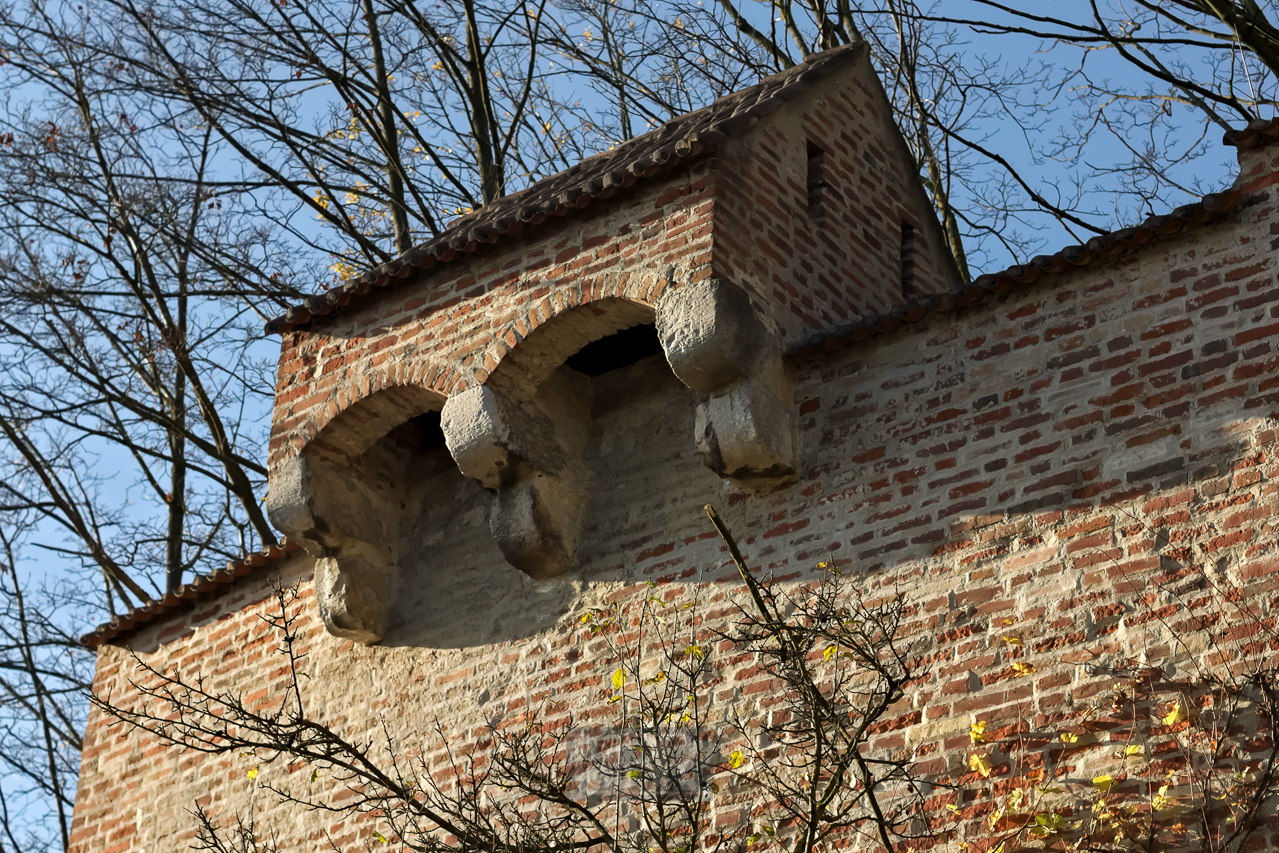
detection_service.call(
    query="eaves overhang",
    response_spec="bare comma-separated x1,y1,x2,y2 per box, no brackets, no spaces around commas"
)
265,44,867,335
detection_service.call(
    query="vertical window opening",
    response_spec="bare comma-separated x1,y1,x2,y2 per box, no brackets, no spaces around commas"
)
900,222,917,300
806,141,828,221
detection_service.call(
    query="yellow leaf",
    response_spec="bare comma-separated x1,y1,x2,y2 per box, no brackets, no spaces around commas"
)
373,831,388,843
1122,744,1143,757
823,646,837,661
310,767,319,782
611,668,625,690
969,753,993,778
1093,774,1115,793
729,750,744,769
1009,788,1024,809
247,765,259,781
1152,784,1171,811
1162,702,1186,726
1012,661,1035,677
1001,635,1023,646
970,720,987,744
1061,732,1079,744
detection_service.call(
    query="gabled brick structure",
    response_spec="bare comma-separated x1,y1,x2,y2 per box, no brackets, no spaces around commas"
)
71,44,1279,853
262,43,960,644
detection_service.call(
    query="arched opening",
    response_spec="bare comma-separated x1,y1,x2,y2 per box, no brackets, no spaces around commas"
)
301,384,445,471
565,324,664,376
268,384,457,644
485,297,655,402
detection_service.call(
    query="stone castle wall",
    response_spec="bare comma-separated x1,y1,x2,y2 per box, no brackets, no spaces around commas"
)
70,135,1279,850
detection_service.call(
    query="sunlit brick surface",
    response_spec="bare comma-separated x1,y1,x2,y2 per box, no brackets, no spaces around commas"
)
70,89,1279,853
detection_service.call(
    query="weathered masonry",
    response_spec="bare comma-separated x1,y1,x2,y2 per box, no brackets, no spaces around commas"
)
259,44,958,645
71,42,1279,853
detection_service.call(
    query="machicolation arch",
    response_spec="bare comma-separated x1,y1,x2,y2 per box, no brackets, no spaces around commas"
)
267,384,449,644
269,280,802,644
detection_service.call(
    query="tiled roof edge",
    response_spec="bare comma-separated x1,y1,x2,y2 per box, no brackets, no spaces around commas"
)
264,44,866,335
1224,117,1279,148
80,540,302,649
792,188,1247,358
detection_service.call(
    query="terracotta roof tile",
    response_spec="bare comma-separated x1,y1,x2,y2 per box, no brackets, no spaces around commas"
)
264,43,866,334
1224,117,1279,148
80,540,302,648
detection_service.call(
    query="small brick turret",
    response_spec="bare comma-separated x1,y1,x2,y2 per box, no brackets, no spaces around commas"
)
264,43,960,643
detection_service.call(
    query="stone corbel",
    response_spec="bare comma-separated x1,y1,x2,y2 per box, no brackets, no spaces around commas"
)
441,370,590,579
266,455,398,644
656,278,798,489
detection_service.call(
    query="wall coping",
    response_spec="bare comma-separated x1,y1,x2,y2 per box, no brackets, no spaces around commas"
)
80,540,301,648
792,183,1257,358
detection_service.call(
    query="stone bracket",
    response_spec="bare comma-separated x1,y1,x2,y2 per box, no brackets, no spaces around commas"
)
657,278,798,489
442,374,589,579
266,454,396,644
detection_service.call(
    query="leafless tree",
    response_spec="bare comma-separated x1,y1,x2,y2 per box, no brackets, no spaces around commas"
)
0,525,93,853
73,0,619,273
0,0,303,600
4,2,1279,849
0,22,302,845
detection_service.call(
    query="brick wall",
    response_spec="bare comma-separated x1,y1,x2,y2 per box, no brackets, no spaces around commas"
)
71,44,1279,851
711,50,959,345
71,139,1279,851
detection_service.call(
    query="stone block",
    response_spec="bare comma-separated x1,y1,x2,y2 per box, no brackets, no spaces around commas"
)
442,373,589,579
266,452,398,644
658,278,798,488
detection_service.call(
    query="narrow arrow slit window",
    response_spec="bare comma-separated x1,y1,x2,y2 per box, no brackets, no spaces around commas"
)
807,142,829,221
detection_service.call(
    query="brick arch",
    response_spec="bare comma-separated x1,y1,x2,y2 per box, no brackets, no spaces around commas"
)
482,294,660,403
301,381,446,471
269,375,450,646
